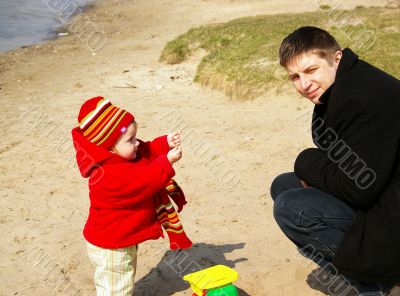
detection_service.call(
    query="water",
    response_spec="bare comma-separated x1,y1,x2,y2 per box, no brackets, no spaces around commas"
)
0,0,94,52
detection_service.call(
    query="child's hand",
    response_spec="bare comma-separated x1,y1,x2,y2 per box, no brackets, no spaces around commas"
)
167,145,182,164
167,131,181,148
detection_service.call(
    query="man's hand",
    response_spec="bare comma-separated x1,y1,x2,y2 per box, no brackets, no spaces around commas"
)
301,180,310,188
167,131,181,148
167,145,182,164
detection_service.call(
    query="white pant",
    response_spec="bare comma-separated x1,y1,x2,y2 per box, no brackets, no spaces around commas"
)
86,241,138,296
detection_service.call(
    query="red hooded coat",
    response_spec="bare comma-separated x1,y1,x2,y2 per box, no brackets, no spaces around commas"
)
72,127,175,249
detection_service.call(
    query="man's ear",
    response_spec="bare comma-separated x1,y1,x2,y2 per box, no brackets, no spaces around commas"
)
334,50,343,65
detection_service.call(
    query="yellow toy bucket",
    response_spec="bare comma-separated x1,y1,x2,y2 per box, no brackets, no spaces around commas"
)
183,265,239,296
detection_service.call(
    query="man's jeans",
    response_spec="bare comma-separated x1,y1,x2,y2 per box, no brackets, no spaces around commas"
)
271,172,356,263
270,172,390,295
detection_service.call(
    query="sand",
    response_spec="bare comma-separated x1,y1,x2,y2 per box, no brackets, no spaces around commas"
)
0,0,399,295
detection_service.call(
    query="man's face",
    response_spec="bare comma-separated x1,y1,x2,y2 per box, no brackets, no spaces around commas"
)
286,50,342,104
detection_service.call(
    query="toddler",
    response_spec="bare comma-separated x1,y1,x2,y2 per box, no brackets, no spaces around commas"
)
71,96,192,295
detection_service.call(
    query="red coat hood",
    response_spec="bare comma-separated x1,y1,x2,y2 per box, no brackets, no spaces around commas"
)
71,127,114,178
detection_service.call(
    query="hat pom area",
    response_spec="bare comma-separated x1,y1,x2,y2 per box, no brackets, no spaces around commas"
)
78,96,105,123
77,96,135,150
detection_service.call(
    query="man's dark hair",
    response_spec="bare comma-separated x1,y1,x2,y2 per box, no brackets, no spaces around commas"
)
279,26,341,67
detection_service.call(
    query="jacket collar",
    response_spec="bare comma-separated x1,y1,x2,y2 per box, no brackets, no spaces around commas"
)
336,48,359,79
319,48,359,104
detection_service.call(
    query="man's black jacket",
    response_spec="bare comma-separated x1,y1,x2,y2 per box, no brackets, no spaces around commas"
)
294,48,400,285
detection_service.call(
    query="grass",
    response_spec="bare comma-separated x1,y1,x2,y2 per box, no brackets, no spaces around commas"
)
160,7,400,100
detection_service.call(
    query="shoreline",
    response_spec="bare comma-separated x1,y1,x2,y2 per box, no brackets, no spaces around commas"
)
45,1,100,45
0,0,98,54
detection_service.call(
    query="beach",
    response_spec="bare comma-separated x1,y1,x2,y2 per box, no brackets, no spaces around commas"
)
0,0,398,295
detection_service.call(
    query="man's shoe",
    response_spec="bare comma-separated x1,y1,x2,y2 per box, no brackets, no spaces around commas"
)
307,267,392,296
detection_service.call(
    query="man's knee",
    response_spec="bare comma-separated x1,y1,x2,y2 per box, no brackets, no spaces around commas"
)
270,172,294,201
272,193,285,223
273,192,300,229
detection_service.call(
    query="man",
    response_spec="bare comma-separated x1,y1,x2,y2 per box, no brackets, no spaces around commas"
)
271,26,400,295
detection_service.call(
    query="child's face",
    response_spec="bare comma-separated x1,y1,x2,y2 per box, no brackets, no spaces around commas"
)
112,123,140,160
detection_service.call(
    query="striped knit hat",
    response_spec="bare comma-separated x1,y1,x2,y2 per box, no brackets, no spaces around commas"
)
78,96,135,150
